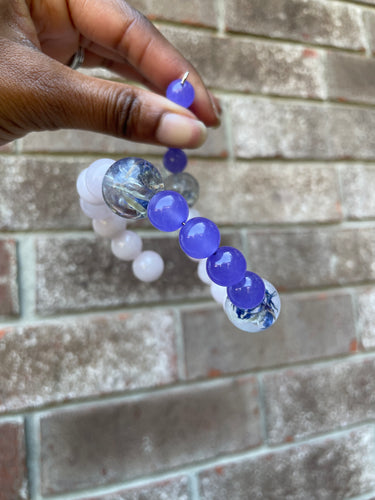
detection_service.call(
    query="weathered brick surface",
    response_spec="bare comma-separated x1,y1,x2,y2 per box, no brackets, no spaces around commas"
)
199,428,375,500
35,233,240,315
0,311,177,413
230,97,375,159
0,239,19,316
0,156,88,230
357,287,375,350
326,52,375,104
224,0,365,51
131,0,217,27
192,160,341,224
364,8,375,53
263,358,375,444
182,292,355,379
39,377,261,495
0,420,28,500
161,26,325,99
340,163,375,219
245,226,375,291
81,476,191,500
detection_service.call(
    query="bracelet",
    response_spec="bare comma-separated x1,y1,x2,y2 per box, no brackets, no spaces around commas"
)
76,74,280,333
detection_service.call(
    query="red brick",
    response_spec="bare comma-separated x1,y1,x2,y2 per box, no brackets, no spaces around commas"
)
0,420,28,500
39,377,262,495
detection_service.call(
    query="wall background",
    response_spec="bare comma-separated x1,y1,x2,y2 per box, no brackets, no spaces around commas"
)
3,0,375,498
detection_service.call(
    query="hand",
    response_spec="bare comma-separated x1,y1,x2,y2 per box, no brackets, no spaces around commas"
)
0,0,221,147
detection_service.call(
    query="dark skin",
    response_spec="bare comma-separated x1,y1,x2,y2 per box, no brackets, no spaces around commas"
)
0,0,221,147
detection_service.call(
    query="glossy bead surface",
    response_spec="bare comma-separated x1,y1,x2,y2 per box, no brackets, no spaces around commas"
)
111,230,143,261
102,157,164,220
163,148,187,174
166,79,195,108
132,250,164,282
225,279,280,333
179,217,220,259
77,169,102,205
210,282,227,305
147,190,189,232
164,172,199,207
206,246,247,287
92,214,126,238
80,199,112,219
86,158,115,201
227,271,266,310
197,259,211,285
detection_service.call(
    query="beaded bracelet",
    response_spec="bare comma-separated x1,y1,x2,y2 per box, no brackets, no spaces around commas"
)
76,74,280,333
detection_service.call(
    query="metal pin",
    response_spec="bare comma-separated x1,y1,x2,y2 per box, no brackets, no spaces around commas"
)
181,72,189,85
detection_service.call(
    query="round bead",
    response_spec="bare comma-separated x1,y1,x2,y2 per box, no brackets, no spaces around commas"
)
197,259,211,285
166,79,195,108
92,214,127,238
206,246,247,287
86,158,115,201
147,190,189,232
111,230,143,261
77,169,102,205
164,172,199,207
80,198,112,219
224,279,281,333
163,148,188,174
210,282,227,305
179,217,220,259
132,250,164,282
102,157,164,220
227,271,266,310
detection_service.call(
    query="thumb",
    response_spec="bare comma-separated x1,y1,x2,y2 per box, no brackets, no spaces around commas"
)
0,43,207,147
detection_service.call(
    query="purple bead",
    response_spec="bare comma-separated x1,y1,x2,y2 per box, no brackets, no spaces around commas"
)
166,79,195,108
227,271,266,310
179,217,220,259
206,246,247,287
163,148,188,174
147,190,189,232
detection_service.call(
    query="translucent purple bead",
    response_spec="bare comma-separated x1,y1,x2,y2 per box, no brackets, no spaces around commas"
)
163,148,187,174
179,217,220,259
147,190,189,232
227,271,266,310
166,79,195,108
206,246,247,287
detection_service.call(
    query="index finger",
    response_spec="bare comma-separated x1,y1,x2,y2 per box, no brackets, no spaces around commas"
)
69,0,220,126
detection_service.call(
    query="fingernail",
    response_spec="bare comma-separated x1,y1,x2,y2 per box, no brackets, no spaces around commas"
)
208,92,222,123
156,113,207,148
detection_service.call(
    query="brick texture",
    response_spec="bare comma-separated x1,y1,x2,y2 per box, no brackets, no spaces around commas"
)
224,0,365,51
263,358,375,444
0,311,177,413
0,420,28,500
39,377,261,495
182,292,355,379
340,163,375,219
199,428,375,500
357,287,375,350
0,239,19,316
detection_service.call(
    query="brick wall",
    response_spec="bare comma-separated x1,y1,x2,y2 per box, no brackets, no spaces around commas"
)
3,0,375,498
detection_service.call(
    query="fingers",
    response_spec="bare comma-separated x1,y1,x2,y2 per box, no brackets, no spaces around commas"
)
0,42,207,147
68,0,220,126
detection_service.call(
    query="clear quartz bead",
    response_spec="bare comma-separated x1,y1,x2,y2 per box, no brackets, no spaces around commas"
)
164,172,199,207
224,279,281,333
92,214,126,238
132,250,164,282
111,230,143,261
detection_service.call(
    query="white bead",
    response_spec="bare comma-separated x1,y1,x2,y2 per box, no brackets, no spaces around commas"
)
92,215,126,238
76,169,102,205
111,230,143,261
79,198,112,219
132,250,164,282
188,207,200,220
210,282,227,305
197,258,211,285
86,159,115,201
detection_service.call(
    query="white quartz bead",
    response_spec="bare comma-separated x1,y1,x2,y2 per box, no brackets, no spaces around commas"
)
210,282,228,305
132,250,164,282
111,230,143,261
197,258,211,285
80,198,112,219
76,169,102,205
86,158,115,201
92,215,126,238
